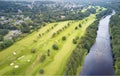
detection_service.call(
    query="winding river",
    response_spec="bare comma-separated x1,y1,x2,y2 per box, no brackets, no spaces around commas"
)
80,11,115,75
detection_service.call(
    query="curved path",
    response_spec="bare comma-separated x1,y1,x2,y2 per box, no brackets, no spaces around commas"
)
80,11,115,75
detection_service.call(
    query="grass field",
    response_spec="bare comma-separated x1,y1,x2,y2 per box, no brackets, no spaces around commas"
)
0,6,105,75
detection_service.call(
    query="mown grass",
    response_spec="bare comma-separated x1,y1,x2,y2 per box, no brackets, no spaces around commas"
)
0,6,105,76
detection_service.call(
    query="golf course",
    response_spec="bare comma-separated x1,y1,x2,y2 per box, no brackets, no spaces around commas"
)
0,6,106,75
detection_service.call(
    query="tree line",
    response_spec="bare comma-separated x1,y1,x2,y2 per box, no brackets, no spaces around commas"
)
64,9,112,75
110,13,120,75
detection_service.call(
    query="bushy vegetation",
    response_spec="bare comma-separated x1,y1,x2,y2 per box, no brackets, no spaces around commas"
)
52,44,59,50
110,14,120,75
64,20,99,75
47,49,50,56
0,0,101,51
0,39,14,50
96,9,112,18
64,9,113,75
72,36,79,44
72,39,77,44
39,68,44,74
62,36,66,41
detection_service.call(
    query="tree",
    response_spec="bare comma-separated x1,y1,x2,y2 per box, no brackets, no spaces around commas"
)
0,29,9,35
47,49,50,56
75,27,78,30
21,23,30,33
0,35,3,41
72,39,77,44
52,44,59,50
0,39,14,50
39,69,44,74
79,24,82,27
62,36,66,41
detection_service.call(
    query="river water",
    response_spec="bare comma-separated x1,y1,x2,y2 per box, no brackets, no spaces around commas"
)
80,11,115,75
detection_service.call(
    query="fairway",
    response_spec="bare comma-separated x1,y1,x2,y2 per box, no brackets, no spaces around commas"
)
0,6,105,75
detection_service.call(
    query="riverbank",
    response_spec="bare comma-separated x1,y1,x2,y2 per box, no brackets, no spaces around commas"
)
110,13,120,75
80,11,115,75
64,8,113,76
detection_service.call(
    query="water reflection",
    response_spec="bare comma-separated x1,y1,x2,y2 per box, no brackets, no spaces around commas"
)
80,11,115,75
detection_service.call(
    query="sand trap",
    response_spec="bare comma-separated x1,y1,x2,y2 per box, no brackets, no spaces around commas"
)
18,55,25,60
13,52,16,55
14,65,19,68
27,59,31,62
10,63,14,66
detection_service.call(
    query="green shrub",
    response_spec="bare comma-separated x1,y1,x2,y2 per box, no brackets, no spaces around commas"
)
39,69,44,74
0,35,3,41
65,20,99,75
62,36,66,41
79,24,82,27
72,39,77,44
47,49,50,56
52,44,59,50
0,39,14,50
75,27,78,30
110,14,120,75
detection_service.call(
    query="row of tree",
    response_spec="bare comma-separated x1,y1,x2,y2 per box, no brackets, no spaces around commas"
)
64,19,99,75
64,9,112,75
110,13,120,75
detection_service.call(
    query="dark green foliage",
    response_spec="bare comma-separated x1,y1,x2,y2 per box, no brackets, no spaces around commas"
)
62,36,66,41
21,23,30,33
39,69,44,74
72,36,79,44
52,44,59,50
47,49,50,56
110,14,120,75
96,9,112,19
65,20,99,75
79,24,82,27
75,27,78,30
0,29,9,35
87,8,96,14
0,39,14,50
0,35,3,41
72,39,77,44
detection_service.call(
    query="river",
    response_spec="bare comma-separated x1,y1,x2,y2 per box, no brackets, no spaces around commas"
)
80,11,115,75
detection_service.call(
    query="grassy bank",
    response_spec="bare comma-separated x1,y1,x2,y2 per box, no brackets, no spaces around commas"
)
0,6,105,75
64,7,111,75
0,14,96,75
64,20,99,75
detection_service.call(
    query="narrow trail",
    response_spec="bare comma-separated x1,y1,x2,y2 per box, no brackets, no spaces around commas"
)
80,11,115,75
